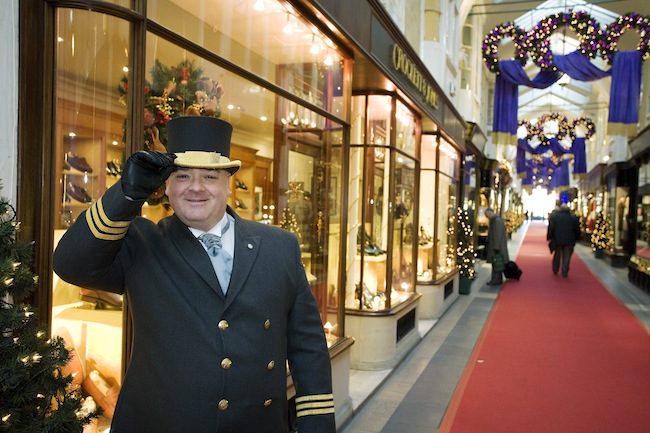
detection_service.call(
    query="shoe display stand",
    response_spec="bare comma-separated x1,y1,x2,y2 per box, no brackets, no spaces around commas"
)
416,271,459,320
416,241,433,282
57,126,124,228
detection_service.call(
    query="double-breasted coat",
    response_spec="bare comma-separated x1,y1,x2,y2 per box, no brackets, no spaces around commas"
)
53,183,336,433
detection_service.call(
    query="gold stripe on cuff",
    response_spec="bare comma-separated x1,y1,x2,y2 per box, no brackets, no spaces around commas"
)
96,198,130,228
295,393,333,404
296,407,335,417
85,200,129,241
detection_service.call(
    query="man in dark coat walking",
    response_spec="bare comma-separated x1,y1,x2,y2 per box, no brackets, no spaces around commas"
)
547,204,581,277
53,116,335,433
485,208,509,285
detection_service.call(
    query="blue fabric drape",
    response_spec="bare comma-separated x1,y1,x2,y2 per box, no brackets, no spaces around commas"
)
554,52,610,82
493,60,561,145
516,140,527,175
571,137,586,175
608,50,642,128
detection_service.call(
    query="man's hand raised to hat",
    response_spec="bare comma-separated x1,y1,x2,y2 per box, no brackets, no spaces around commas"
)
121,151,177,201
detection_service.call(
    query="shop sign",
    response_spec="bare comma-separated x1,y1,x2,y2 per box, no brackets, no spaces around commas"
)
392,44,438,109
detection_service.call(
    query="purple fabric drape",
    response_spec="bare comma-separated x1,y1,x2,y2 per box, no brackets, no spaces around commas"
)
571,137,586,175
554,52,610,82
493,60,562,145
609,50,642,127
516,140,527,175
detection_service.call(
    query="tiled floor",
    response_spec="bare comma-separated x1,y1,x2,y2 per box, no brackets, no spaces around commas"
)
338,221,650,433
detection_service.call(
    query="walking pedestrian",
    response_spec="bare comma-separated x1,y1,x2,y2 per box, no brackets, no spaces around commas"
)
547,204,581,277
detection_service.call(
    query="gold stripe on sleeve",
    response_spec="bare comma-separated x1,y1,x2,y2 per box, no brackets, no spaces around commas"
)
295,393,333,404
84,199,130,241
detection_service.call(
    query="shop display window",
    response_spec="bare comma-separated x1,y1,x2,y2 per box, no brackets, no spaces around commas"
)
417,135,460,283
146,0,346,118
52,9,129,429
346,94,418,311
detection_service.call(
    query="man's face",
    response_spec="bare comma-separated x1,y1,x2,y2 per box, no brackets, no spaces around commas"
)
166,168,231,231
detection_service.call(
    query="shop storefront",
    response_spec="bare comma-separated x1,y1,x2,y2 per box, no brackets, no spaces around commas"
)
312,0,467,370
20,0,354,428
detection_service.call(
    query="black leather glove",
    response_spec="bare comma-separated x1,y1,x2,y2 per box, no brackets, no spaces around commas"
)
121,151,176,201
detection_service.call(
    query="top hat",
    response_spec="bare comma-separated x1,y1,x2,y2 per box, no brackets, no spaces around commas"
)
167,116,241,174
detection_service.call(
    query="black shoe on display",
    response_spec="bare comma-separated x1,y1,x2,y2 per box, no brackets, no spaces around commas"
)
235,199,247,209
235,179,248,190
67,182,92,203
66,152,93,173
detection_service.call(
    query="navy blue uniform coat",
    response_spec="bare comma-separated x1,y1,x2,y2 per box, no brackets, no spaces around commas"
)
53,183,335,433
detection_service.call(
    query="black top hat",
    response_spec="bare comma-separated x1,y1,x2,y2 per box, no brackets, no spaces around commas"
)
167,116,241,174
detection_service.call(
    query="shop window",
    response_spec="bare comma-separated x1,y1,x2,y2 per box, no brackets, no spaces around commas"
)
146,0,345,117
346,94,419,311
52,9,130,429
417,134,460,283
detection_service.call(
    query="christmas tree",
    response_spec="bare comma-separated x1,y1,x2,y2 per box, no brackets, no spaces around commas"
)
0,195,98,432
456,207,476,280
590,212,613,252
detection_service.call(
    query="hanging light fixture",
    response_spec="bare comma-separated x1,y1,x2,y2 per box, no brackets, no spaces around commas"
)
310,34,321,55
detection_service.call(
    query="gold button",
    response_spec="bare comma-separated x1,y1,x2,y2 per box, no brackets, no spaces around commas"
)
267,360,275,370
263,319,271,329
218,320,229,331
264,399,272,407
218,399,229,411
221,358,232,369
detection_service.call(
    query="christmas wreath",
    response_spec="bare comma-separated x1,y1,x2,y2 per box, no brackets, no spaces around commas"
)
529,10,601,70
600,12,650,64
482,22,529,73
571,116,596,139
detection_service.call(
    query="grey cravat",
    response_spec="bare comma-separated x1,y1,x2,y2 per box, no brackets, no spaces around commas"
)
198,219,232,293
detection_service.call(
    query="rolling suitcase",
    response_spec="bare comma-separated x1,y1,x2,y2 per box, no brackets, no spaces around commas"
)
504,261,522,280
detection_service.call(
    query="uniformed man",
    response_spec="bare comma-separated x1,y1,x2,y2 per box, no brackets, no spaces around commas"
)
53,116,336,433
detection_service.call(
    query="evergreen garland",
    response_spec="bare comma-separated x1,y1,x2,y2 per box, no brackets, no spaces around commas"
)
456,208,476,280
0,196,98,432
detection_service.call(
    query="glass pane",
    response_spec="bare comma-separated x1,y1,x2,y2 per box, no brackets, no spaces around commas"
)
391,155,416,305
395,100,417,156
146,0,345,116
421,134,437,169
418,170,435,282
436,174,458,279
367,95,392,146
346,145,366,309
438,138,459,178
53,9,129,429
351,95,366,144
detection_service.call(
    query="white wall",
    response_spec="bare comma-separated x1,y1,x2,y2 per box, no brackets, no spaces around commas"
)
0,0,19,204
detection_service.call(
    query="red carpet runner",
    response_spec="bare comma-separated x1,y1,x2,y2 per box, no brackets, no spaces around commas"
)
439,222,650,433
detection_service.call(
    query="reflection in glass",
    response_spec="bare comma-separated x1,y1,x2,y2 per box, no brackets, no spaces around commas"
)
146,0,345,117
53,9,129,429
